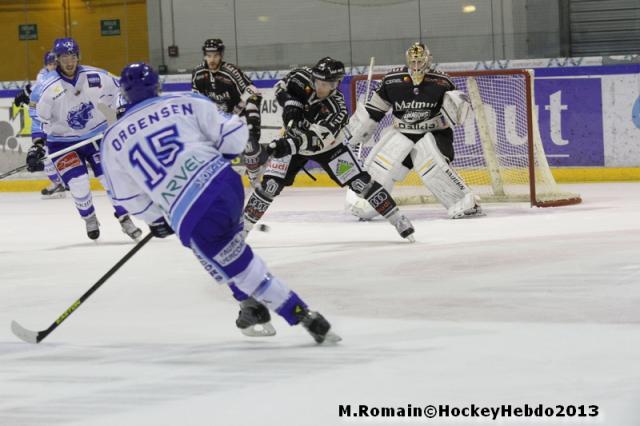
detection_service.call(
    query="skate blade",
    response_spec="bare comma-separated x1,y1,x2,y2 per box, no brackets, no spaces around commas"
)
405,235,416,243
322,331,342,344
124,229,143,241
41,193,66,200
240,322,276,337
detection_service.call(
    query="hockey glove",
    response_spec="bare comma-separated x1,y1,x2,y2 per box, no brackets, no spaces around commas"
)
115,105,128,119
296,129,323,153
13,84,31,108
282,100,304,127
149,217,174,238
26,139,46,172
267,136,300,158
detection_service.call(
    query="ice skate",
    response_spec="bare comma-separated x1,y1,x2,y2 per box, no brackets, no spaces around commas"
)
83,213,100,240
449,193,484,219
236,297,276,337
117,214,143,240
41,183,66,200
388,212,415,242
296,308,341,344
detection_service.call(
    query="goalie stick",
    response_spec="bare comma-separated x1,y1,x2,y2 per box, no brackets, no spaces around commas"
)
355,56,375,160
11,233,153,344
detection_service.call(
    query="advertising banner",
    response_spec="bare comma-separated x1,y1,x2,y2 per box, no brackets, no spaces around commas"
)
1,64,639,183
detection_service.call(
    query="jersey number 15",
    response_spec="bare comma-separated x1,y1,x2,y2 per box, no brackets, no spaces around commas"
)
129,124,184,190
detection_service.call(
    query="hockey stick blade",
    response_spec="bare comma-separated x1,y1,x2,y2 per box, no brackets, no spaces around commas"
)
10,233,153,344
11,320,41,344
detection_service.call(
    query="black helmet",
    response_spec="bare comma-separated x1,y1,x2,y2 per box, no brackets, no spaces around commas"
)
202,38,225,54
311,57,345,82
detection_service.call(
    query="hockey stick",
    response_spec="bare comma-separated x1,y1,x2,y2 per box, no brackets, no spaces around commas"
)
11,233,153,344
0,134,103,181
355,56,375,161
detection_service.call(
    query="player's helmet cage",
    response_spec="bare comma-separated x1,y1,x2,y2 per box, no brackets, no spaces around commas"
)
53,38,80,58
43,51,56,66
120,62,160,105
405,42,432,84
202,38,225,55
311,57,345,83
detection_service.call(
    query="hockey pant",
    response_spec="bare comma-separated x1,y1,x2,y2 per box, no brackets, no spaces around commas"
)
188,171,307,326
48,140,127,219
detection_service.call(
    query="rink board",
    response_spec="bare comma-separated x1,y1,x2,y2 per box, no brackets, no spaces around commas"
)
0,63,639,191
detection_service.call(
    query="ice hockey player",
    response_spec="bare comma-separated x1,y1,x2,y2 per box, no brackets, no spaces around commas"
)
14,51,66,199
345,42,483,220
242,57,415,241
26,38,142,241
13,51,56,107
191,38,266,187
101,62,340,344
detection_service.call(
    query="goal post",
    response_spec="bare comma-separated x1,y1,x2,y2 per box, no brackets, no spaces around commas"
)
350,69,581,207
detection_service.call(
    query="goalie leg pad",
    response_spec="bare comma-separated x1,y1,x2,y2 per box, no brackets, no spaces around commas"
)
364,129,413,188
346,129,412,220
411,133,473,210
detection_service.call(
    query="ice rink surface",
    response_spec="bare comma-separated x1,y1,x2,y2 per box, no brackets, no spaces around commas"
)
0,183,638,426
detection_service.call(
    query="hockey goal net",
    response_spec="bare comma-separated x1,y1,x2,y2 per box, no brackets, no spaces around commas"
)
350,69,581,207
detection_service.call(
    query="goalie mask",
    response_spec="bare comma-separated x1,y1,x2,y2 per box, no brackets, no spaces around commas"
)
405,42,432,85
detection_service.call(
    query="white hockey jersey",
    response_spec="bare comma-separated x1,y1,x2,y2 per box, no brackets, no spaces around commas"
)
32,65,121,143
29,67,55,139
100,92,248,242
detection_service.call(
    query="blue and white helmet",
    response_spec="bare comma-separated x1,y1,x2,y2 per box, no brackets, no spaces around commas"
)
53,38,80,57
43,51,56,65
119,62,160,105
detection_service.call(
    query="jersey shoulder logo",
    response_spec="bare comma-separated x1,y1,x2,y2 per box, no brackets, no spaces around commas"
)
87,73,101,88
67,102,95,130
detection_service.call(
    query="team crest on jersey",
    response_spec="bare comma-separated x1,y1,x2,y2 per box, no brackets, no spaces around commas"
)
87,73,101,88
67,102,95,130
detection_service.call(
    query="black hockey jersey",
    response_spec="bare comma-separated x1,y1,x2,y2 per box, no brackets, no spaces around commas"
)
191,61,258,114
365,66,454,135
274,67,348,154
